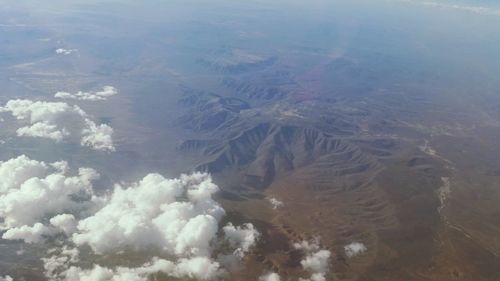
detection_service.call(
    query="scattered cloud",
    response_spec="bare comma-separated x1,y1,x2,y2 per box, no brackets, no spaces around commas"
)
0,99,115,151
55,48,77,55
344,242,367,258
223,223,260,258
267,197,284,209
0,276,13,281
295,239,331,281
55,86,118,101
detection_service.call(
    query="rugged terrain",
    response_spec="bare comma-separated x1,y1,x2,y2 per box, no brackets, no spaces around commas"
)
170,50,500,280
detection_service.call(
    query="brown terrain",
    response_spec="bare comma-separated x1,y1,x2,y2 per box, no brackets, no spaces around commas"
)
170,52,500,281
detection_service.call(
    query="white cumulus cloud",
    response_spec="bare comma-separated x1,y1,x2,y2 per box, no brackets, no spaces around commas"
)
300,250,331,275
55,86,118,101
0,99,115,151
0,155,99,244
0,155,52,193
50,214,78,236
2,222,55,244
344,242,367,258
68,172,257,280
0,165,98,229
295,239,331,281
72,173,227,256
0,155,259,280
223,223,260,258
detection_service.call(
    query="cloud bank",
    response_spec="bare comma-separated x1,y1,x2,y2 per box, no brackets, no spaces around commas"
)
0,100,115,151
0,155,260,281
55,86,118,101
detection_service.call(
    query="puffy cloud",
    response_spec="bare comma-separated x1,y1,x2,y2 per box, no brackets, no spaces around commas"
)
55,48,77,55
300,250,331,274
223,223,260,258
0,155,51,193
0,99,115,151
267,197,283,209
295,239,331,281
259,272,281,281
0,157,258,280
50,214,77,236
81,119,115,151
0,155,98,244
17,122,67,141
2,222,55,243
174,257,221,280
344,242,367,258
0,276,13,281
72,173,226,256
0,163,98,229
43,247,80,280
55,86,117,101
65,173,258,280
